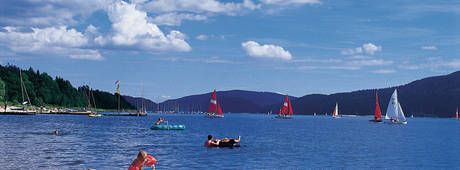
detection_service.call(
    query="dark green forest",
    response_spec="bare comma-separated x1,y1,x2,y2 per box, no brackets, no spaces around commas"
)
0,64,134,110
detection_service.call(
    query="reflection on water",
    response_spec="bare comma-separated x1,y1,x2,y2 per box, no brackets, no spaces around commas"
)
0,114,458,169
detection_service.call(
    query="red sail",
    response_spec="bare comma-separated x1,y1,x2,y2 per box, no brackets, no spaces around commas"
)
217,103,224,115
456,108,458,119
207,90,217,113
288,98,293,115
281,95,289,114
375,91,382,119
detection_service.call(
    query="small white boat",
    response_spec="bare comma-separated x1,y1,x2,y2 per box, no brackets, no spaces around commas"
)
332,102,340,118
384,89,407,124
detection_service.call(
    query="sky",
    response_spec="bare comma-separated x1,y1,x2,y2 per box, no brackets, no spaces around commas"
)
0,0,459,102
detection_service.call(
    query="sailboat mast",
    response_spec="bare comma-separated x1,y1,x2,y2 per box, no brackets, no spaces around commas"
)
19,70,25,104
91,89,97,109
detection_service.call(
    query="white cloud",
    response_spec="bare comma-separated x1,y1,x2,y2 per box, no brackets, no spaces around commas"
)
0,26,103,60
362,43,382,55
421,46,437,50
297,65,360,71
341,43,382,55
0,0,117,27
372,69,396,74
349,59,393,66
105,1,191,52
260,0,321,5
196,34,208,40
137,0,261,15
241,41,292,60
152,13,207,26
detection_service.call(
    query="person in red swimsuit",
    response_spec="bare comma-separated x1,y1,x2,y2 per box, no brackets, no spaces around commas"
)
129,150,156,170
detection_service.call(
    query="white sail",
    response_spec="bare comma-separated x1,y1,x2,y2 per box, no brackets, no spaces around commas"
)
385,89,406,123
335,103,339,116
385,89,399,120
398,102,406,122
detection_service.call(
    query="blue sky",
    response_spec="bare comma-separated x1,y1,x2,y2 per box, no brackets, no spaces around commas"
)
0,0,458,102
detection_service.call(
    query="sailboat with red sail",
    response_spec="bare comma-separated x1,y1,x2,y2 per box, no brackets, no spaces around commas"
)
456,108,458,120
206,90,224,118
369,91,382,122
276,95,293,119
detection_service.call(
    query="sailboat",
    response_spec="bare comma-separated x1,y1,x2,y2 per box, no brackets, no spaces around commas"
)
369,91,382,122
456,108,458,120
332,102,340,118
136,83,147,116
88,88,103,117
206,90,224,118
384,89,407,124
5,70,37,115
275,95,293,119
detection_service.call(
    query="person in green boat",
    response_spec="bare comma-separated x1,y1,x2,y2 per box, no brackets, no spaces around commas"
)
155,118,168,125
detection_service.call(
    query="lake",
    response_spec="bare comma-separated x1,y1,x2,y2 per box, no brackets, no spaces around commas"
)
0,113,459,169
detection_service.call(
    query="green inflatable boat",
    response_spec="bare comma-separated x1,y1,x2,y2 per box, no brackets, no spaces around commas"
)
151,124,186,130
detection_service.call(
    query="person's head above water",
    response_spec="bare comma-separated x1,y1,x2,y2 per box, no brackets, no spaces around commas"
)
137,150,148,160
208,135,213,140
158,118,162,121
54,130,59,135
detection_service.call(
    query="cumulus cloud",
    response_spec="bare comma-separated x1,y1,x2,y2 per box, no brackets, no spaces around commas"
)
105,1,191,52
341,43,382,55
260,0,321,5
0,26,103,60
421,46,437,50
241,41,292,60
152,13,207,26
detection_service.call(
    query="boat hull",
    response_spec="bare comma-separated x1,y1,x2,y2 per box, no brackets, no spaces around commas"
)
369,119,383,122
88,114,103,117
0,111,37,115
205,114,224,118
151,125,185,130
384,121,407,124
275,115,292,119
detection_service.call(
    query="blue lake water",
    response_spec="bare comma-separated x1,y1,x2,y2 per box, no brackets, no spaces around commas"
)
0,113,459,169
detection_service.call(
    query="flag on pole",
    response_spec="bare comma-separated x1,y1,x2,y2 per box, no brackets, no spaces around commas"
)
115,80,120,94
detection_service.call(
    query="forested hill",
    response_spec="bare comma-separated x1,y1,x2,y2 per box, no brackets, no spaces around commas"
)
0,64,134,110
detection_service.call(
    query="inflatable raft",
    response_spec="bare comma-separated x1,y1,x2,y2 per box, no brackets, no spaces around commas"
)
151,124,185,130
218,142,240,147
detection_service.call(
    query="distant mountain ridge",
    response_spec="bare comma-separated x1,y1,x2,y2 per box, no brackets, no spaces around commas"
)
122,95,157,112
158,90,297,113
125,71,460,117
291,71,460,117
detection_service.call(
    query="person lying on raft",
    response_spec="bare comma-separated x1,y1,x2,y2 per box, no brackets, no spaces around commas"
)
155,118,168,125
205,135,240,147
